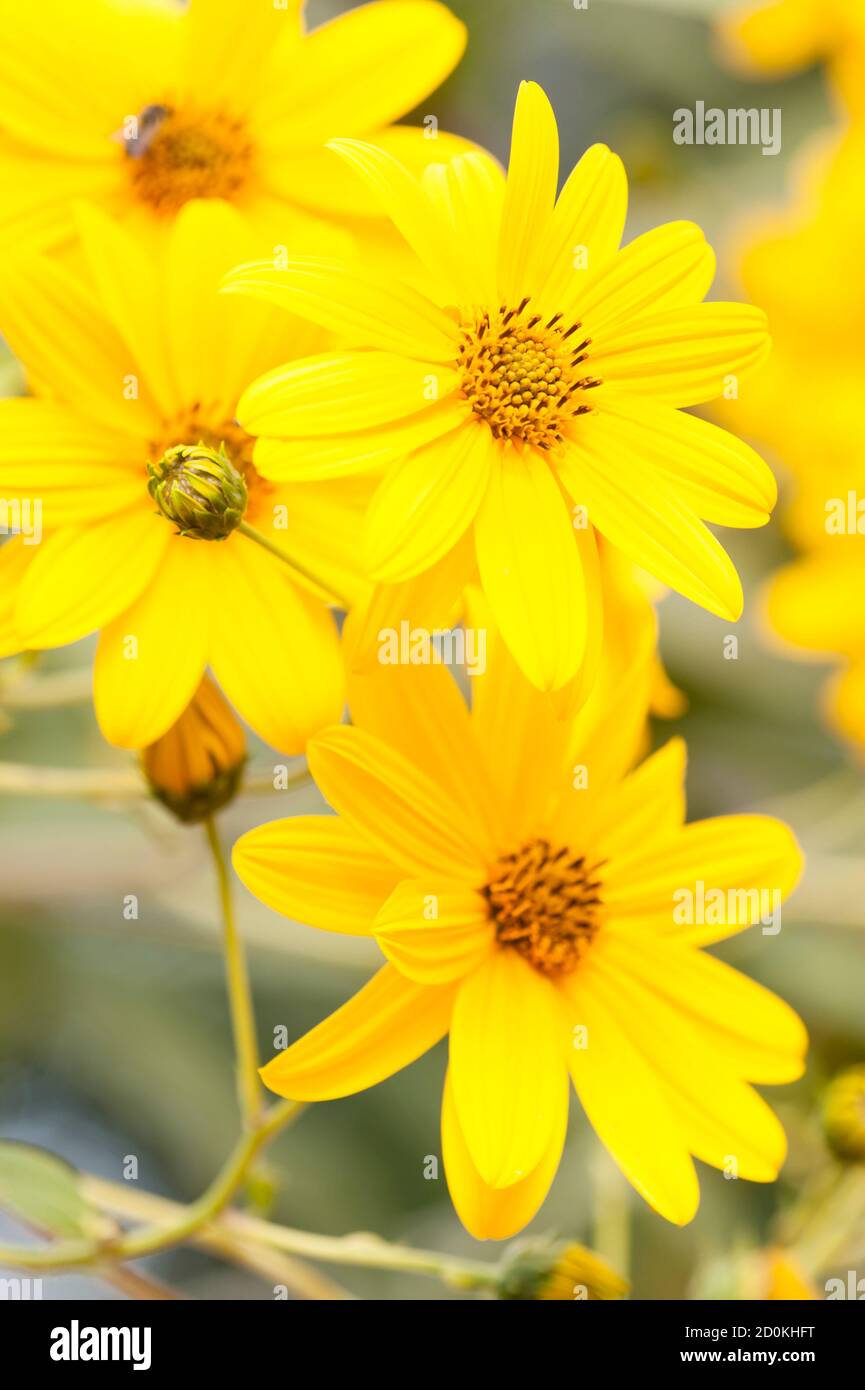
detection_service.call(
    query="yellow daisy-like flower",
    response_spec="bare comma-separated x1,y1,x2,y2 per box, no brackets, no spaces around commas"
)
0,199,371,751
233,600,806,1238
716,0,865,115
0,0,468,256
224,81,776,693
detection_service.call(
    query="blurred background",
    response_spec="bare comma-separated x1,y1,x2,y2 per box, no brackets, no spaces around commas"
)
1,0,863,1299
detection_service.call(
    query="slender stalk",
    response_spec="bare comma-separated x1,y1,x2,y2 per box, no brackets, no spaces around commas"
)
0,762,310,801
204,816,263,1131
237,521,349,610
84,1175,498,1292
0,1099,301,1271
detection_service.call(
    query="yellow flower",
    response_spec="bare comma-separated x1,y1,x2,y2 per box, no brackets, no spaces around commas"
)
823,1064,865,1162
726,131,865,750
224,81,776,694
716,0,865,115
141,673,246,823
0,0,468,257
233,600,806,1238
0,199,371,751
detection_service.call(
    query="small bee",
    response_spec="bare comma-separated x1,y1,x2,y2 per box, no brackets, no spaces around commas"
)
116,105,171,158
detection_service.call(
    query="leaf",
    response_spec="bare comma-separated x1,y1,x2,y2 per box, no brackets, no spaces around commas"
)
0,1141,92,1238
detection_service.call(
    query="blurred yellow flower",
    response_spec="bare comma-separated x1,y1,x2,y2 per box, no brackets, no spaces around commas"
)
225,81,776,694
716,0,865,114
725,130,865,751
0,0,469,257
233,597,806,1238
0,199,371,751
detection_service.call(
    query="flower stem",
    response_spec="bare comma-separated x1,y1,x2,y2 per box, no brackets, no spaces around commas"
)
237,521,350,610
204,815,263,1132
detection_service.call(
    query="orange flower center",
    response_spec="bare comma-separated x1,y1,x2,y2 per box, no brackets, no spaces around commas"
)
484,837,603,977
125,105,254,214
148,411,273,519
458,298,601,450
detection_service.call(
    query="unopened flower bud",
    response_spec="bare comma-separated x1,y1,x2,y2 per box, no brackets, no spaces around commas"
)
495,1238,628,1301
147,442,247,540
141,675,246,823
823,1063,865,1163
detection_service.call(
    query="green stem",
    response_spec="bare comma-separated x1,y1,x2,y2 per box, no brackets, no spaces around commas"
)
0,1100,301,1271
238,521,349,610
204,816,263,1131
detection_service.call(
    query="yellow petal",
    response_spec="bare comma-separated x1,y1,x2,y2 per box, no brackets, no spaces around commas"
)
276,127,478,223
464,583,582,844
603,814,804,944
590,303,770,407
575,221,715,337
475,444,590,691
94,539,212,749
374,881,494,984
308,725,488,880
253,396,468,481
180,0,298,115
592,393,777,527
259,963,455,1102
223,258,460,363
209,534,343,754
589,950,788,1180
532,143,628,315
563,969,700,1224
589,737,687,861
76,203,178,420
442,1068,565,1240
0,398,142,527
252,0,466,146
232,815,398,935
274,475,374,612
449,949,568,1188
325,137,466,297
558,431,744,620
828,661,865,750
0,537,34,658
597,933,808,1084
347,638,501,846
497,81,559,303
238,351,457,438
0,256,160,436
0,0,180,159
422,151,506,305
364,420,492,583
764,552,865,657
15,507,166,649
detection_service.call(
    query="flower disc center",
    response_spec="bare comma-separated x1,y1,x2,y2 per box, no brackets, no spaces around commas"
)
458,299,601,450
126,105,253,213
484,837,602,976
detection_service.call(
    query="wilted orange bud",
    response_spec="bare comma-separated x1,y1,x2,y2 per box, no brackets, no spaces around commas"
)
141,675,246,823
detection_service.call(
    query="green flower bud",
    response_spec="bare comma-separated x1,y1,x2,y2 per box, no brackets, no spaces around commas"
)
147,441,247,540
495,1238,629,1301
823,1064,865,1163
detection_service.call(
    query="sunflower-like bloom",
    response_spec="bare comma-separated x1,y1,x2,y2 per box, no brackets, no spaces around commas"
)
0,0,469,258
0,200,372,751
823,1064,865,1163
716,0,865,115
233,599,806,1237
725,131,865,749
224,81,776,693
